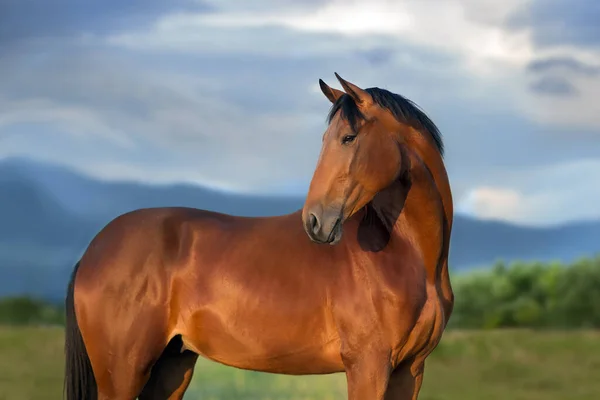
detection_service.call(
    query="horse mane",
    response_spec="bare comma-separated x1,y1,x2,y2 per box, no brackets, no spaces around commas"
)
326,88,444,157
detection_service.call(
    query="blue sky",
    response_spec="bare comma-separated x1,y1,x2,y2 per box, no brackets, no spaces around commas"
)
0,0,599,226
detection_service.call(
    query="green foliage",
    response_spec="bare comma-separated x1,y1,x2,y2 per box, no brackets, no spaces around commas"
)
449,255,600,329
0,296,64,326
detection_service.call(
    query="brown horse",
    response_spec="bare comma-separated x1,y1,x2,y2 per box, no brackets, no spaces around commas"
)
64,73,454,400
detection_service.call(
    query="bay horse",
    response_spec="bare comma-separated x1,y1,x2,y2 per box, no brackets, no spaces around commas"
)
64,73,454,400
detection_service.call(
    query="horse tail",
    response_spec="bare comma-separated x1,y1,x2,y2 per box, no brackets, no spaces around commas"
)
64,261,97,399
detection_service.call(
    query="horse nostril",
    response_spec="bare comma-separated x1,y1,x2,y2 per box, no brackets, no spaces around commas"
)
309,213,320,234
333,217,341,230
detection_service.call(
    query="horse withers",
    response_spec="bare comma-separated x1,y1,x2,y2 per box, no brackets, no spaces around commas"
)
64,73,454,400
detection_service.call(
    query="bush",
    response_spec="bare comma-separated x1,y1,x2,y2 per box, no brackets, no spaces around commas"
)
448,255,600,329
0,296,64,326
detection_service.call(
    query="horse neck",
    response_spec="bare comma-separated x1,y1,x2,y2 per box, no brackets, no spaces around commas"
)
368,133,450,284
404,131,454,300
405,129,453,228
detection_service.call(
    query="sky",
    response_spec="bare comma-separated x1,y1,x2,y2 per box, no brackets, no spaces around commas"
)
0,0,599,226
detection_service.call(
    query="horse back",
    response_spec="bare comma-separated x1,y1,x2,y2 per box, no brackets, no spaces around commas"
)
71,207,242,342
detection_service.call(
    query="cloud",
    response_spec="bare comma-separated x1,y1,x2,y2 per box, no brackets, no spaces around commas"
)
456,159,600,225
527,56,600,77
522,74,600,130
526,56,600,98
0,0,599,226
0,39,331,193
529,76,578,97
0,34,526,194
457,187,524,221
108,0,532,72
104,0,600,133
0,0,209,44
494,0,600,130
507,0,600,50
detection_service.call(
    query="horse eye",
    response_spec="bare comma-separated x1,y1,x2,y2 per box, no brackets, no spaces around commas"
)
341,134,357,145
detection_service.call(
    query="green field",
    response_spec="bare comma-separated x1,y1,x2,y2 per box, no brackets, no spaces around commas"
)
1,327,600,399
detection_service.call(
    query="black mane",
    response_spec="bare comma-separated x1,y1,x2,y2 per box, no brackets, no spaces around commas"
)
326,87,444,156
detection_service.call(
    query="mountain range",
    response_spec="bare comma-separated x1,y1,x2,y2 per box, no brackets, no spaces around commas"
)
1,157,598,301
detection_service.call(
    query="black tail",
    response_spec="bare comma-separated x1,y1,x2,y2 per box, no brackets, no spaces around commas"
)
64,261,97,399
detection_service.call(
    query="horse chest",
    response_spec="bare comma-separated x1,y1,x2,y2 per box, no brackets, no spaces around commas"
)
355,256,442,356
388,284,446,365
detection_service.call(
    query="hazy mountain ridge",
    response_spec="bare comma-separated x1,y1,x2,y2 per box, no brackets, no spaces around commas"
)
1,157,598,300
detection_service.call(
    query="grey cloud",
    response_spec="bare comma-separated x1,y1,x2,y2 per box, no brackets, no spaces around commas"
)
526,56,600,97
525,56,599,98
0,41,330,191
0,0,210,45
206,0,330,12
356,48,395,67
527,56,600,77
1,1,599,223
506,0,600,49
3,35,599,195
529,76,579,97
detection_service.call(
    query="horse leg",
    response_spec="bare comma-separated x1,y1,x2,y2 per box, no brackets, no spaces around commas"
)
383,359,424,400
342,350,392,400
138,336,199,400
92,360,151,400
80,310,170,399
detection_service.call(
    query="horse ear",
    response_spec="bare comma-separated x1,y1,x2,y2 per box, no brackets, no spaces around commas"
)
334,73,373,106
319,79,344,104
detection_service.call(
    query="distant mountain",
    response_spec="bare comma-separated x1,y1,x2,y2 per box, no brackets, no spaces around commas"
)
0,157,598,300
3,157,302,222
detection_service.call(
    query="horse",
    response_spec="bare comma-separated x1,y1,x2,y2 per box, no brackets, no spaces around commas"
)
64,73,454,400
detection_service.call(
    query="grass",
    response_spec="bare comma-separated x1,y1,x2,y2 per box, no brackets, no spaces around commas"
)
1,327,600,399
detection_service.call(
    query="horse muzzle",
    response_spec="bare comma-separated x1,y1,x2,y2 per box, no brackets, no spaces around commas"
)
302,205,344,245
